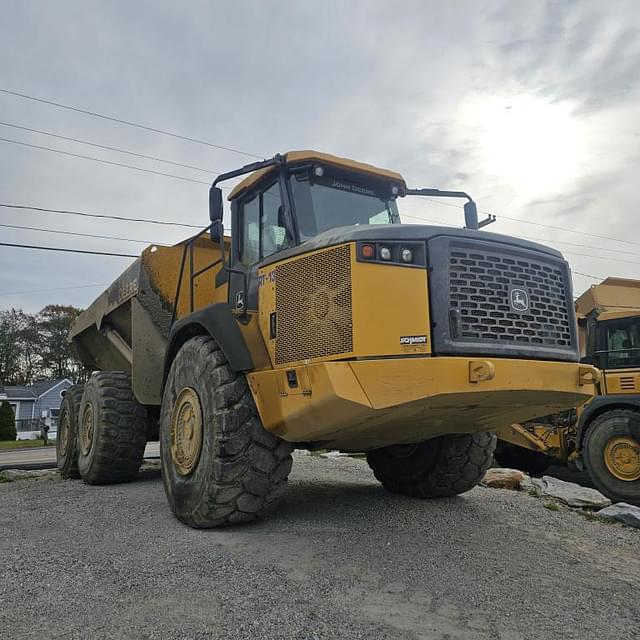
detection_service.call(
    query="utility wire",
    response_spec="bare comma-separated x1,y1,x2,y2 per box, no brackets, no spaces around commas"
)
0,90,633,250
0,137,210,185
0,222,168,245
0,283,108,297
0,121,220,174
0,203,202,228
0,241,137,258
0,88,263,159
573,270,606,281
419,196,640,249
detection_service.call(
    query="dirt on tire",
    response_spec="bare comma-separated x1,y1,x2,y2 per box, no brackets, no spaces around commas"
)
77,371,148,485
160,335,293,528
56,384,84,479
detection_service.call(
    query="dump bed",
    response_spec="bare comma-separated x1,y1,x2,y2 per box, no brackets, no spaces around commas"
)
70,234,228,404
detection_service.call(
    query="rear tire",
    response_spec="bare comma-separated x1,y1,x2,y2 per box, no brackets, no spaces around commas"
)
56,384,84,479
493,442,551,476
160,336,293,528
77,372,148,485
584,409,640,506
367,432,496,498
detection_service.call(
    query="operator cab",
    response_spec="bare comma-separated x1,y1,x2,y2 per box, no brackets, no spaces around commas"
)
208,150,487,311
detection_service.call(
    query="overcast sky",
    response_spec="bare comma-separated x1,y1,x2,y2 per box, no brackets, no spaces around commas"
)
1,0,639,312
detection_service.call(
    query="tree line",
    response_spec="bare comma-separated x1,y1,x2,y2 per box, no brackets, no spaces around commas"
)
0,305,85,385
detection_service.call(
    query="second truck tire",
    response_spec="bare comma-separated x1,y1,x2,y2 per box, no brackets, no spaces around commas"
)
584,409,640,506
367,431,497,498
77,371,148,485
160,336,293,528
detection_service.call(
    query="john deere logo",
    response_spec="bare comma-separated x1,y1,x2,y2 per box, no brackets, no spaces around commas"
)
509,287,529,312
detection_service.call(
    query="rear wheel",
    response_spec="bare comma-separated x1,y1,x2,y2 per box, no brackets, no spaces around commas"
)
584,409,640,506
77,372,148,485
56,384,84,479
160,336,293,528
367,432,496,498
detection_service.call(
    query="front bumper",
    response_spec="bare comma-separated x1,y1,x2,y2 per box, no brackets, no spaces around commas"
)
247,357,599,451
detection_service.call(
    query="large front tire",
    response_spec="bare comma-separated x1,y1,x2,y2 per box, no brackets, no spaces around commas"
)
584,409,640,506
56,384,84,479
367,432,496,498
160,336,293,528
77,372,148,485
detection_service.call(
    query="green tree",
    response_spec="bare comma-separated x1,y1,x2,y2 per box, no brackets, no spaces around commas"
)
0,309,24,385
0,400,17,441
37,305,83,380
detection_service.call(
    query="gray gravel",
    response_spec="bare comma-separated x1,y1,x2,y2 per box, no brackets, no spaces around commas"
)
1,453,638,640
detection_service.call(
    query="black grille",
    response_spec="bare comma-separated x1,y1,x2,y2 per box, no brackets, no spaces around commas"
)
448,247,572,348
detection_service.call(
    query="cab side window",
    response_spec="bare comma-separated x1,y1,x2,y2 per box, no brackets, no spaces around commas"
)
261,182,289,258
605,320,640,369
240,194,260,265
239,182,289,265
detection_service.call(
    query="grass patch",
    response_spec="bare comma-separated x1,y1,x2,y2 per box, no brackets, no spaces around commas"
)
0,439,50,450
543,502,560,511
0,475,12,483
577,510,615,525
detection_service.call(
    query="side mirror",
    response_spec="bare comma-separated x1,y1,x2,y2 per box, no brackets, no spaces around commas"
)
209,186,223,243
463,201,479,230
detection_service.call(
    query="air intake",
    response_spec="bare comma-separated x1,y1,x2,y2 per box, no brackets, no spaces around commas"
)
275,244,353,366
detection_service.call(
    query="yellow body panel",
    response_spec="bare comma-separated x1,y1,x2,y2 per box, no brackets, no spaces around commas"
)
603,368,640,394
247,357,597,450
258,244,430,369
141,235,229,320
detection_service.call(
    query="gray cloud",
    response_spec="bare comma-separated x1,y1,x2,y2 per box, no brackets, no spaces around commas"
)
1,0,639,310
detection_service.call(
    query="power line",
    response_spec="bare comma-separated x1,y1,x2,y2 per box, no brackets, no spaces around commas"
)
0,136,210,185
573,270,606,281
0,222,168,245
0,203,202,228
0,241,137,258
0,87,263,159
0,283,108,297
402,209,640,265
419,196,640,249
0,120,220,175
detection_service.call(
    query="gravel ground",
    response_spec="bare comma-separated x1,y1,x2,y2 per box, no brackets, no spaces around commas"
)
0,453,638,640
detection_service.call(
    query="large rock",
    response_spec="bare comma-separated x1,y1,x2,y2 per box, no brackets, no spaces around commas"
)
482,468,526,490
596,503,640,529
0,468,59,482
531,475,611,508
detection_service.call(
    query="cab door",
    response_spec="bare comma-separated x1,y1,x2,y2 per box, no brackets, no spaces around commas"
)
598,317,640,394
228,181,292,312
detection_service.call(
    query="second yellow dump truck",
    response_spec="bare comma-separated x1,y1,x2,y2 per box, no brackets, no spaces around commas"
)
496,277,640,505
57,150,598,527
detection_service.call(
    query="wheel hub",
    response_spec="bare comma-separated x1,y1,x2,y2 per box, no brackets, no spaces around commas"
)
170,387,203,476
604,435,640,481
59,411,70,456
80,404,94,456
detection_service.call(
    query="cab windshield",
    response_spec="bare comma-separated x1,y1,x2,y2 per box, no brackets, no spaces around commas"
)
289,173,400,240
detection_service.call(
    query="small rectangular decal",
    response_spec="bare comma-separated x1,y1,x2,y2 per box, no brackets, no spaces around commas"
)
400,335,427,346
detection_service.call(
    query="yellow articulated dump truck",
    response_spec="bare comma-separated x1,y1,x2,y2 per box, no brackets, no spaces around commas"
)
496,278,640,505
57,150,598,528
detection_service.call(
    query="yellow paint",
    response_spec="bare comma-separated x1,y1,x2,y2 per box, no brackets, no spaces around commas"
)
603,435,640,481
258,243,431,369
603,369,640,394
247,357,597,450
228,150,405,200
141,234,229,320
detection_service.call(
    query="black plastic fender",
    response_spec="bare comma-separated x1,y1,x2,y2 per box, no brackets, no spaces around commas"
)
576,394,640,447
163,303,254,385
